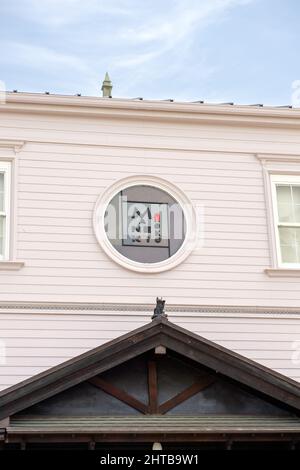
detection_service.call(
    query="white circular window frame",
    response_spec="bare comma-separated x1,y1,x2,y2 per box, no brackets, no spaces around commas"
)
93,175,197,273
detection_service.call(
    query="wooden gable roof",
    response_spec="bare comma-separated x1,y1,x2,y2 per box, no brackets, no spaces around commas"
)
1,316,300,421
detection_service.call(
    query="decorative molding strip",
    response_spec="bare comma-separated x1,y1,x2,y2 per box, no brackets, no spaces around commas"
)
23,138,261,156
19,140,300,160
0,261,25,271
256,153,300,163
265,268,300,277
0,140,25,154
0,301,300,317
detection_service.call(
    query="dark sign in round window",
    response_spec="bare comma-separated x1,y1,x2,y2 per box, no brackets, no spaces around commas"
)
104,185,186,263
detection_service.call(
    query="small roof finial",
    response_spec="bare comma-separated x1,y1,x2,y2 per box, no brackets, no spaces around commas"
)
152,297,167,320
101,72,112,98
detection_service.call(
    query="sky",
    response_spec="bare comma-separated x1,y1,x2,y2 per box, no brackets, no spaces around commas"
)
0,0,300,105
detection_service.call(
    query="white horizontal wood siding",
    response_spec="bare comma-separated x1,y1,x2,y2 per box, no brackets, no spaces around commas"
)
1,102,300,390
0,111,300,304
0,312,299,391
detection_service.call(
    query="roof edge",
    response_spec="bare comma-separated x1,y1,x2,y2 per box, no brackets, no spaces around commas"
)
1,92,300,128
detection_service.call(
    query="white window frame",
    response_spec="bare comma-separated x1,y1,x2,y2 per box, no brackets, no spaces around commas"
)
271,174,300,268
0,161,11,260
93,175,198,273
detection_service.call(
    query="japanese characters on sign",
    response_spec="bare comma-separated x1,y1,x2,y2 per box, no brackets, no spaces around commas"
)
122,200,169,248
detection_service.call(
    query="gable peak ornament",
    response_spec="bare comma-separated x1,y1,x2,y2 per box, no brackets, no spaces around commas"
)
152,297,167,320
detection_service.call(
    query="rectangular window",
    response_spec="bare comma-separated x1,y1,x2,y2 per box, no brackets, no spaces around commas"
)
271,175,300,266
0,162,11,260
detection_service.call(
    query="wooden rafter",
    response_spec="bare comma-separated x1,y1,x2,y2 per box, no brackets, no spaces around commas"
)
88,376,148,414
147,361,158,414
159,376,216,414
89,362,216,416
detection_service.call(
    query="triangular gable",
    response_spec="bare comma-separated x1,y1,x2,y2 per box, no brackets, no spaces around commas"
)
1,317,300,420
14,352,295,419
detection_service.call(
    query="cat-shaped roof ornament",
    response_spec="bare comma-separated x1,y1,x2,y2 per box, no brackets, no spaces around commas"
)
152,297,167,320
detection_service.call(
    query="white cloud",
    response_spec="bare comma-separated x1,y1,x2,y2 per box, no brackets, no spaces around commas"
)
6,0,132,27
116,0,255,70
116,51,162,68
127,0,252,44
109,0,255,99
1,42,90,73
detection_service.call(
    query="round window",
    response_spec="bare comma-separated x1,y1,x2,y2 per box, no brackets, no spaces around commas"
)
93,176,197,273
105,185,185,263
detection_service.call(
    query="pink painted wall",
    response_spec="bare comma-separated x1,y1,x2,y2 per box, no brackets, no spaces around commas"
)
0,311,299,391
0,106,299,306
0,95,300,390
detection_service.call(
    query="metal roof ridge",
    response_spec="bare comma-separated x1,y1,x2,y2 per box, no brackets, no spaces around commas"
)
4,90,296,111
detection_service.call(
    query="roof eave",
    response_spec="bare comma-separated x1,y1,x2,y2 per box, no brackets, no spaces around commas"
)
1,92,300,129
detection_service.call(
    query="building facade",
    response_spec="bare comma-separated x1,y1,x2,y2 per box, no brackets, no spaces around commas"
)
0,91,300,449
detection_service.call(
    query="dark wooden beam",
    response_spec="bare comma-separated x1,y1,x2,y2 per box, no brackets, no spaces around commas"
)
89,376,147,414
5,432,300,444
159,376,216,414
148,361,158,414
